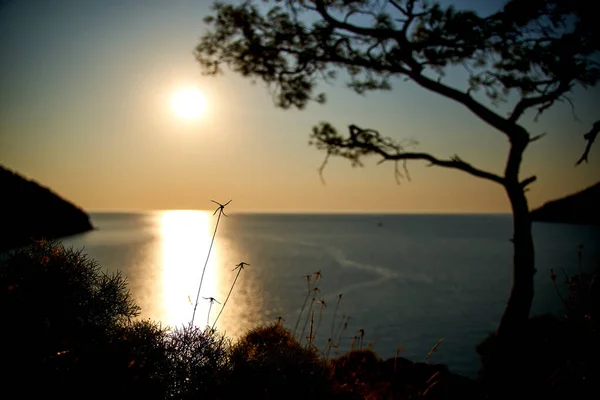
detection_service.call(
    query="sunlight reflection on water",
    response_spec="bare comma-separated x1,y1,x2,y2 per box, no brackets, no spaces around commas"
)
156,210,263,336
159,210,219,328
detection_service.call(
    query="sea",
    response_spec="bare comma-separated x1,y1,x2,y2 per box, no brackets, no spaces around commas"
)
56,212,599,377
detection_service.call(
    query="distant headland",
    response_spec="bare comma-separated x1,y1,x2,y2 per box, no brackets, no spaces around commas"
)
0,165,93,252
530,181,600,226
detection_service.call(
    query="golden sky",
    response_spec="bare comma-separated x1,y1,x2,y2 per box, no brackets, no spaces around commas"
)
1,0,599,213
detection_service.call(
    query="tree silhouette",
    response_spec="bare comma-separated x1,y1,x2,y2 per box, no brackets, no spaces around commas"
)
195,0,599,381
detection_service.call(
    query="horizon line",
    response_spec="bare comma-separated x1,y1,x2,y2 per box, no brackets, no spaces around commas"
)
86,208,512,215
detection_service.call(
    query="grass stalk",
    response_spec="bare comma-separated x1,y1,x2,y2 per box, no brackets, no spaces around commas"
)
203,297,221,328
312,299,326,343
394,347,404,375
300,287,318,344
357,328,364,350
333,315,350,356
293,275,312,337
191,200,231,326
425,338,444,361
330,293,343,341
308,308,315,346
211,262,248,331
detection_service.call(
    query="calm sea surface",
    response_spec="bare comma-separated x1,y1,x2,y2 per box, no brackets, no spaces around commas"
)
60,212,600,377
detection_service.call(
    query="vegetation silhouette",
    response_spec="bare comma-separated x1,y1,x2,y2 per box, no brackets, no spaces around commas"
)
227,323,331,399
2,226,598,398
0,240,164,399
194,0,600,392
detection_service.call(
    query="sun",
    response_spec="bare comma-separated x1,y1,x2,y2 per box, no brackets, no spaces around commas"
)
171,88,207,120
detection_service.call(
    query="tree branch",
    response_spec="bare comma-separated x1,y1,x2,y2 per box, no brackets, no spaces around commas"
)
576,120,600,166
509,81,572,123
388,0,408,16
380,151,505,184
312,123,504,185
410,72,525,139
314,0,404,41
520,175,537,188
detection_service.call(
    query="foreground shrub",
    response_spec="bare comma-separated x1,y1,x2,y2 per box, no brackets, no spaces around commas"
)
164,325,231,399
477,261,600,400
0,241,174,398
57,319,172,399
227,323,330,399
1,240,138,334
1,241,142,394
330,349,480,400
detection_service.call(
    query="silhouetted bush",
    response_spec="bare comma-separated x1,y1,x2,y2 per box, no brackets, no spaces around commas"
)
227,323,330,399
61,319,172,399
0,240,166,398
164,325,231,399
0,241,229,399
329,349,480,399
548,263,600,398
477,261,600,400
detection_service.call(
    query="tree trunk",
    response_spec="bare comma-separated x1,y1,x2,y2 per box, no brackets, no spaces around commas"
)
485,137,536,396
498,133,535,340
499,182,535,339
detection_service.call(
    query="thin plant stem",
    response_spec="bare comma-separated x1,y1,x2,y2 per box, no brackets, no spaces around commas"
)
293,275,312,337
212,268,240,329
191,200,230,326
212,262,248,330
333,315,346,346
550,269,567,307
300,287,318,344
425,338,444,361
330,293,343,340
192,212,221,325
323,338,332,359
358,328,364,350
203,297,221,328
394,347,404,375
312,299,326,342
308,308,315,346
207,302,213,326
335,315,350,353
300,298,315,344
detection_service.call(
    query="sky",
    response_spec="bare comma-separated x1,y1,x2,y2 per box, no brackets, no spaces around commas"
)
1,0,599,213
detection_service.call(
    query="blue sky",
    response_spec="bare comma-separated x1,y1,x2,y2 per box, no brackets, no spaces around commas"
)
1,0,599,212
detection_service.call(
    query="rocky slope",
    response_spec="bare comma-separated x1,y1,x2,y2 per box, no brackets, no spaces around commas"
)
0,165,93,252
530,182,600,225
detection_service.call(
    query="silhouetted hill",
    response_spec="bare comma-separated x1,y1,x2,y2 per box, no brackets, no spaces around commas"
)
0,165,93,252
530,182,600,226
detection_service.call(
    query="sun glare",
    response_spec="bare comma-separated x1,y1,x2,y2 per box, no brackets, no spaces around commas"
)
160,210,217,327
171,88,207,120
